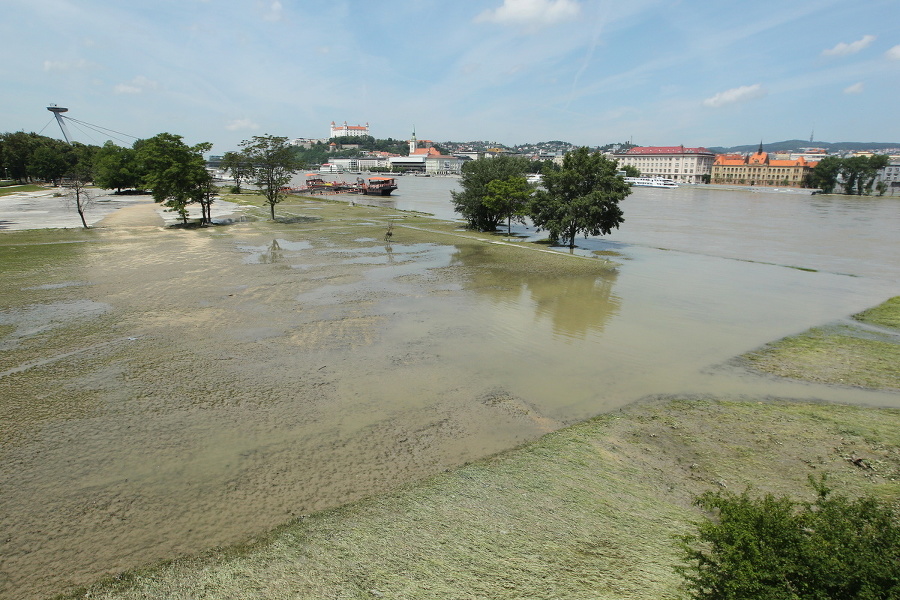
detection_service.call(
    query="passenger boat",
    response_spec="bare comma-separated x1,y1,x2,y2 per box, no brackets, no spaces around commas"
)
624,177,678,188
354,176,397,196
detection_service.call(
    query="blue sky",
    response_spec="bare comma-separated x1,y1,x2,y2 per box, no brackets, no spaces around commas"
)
3,0,899,153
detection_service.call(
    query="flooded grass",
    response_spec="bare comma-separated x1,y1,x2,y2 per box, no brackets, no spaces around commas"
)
5,195,899,599
58,397,900,600
742,296,900,390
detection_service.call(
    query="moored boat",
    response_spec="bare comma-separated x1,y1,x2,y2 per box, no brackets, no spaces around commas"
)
624,176,678,188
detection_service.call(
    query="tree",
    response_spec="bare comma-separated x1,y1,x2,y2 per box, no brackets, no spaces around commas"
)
29,143,69,185
220,150,251,193
451,154,532,231
484,176,534,235
93,141,141,192
529,147,629,248
620,164,641,178
136,133,212,224
240,135,301,220
677,479,900,600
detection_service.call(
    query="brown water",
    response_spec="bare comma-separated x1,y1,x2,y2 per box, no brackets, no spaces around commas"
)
1,186,898,598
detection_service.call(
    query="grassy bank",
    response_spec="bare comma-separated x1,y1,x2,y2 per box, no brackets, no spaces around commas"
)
741,296,900,390
59,291,900,599
58,397,900,600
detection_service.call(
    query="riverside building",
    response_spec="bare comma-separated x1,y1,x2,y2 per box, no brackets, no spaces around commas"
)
711,143,818,187
613,146,714,184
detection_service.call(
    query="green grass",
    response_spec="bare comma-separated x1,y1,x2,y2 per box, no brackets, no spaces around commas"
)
742,297,900,390
0,183,47,195
58,397,900,600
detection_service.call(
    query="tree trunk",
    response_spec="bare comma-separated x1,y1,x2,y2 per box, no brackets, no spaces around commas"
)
269,202,276,220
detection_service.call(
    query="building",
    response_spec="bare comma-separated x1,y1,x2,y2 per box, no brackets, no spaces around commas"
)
389,130,465,174
613,146,714,183
876,158,900,195
330,121,369,138
711,144,817,187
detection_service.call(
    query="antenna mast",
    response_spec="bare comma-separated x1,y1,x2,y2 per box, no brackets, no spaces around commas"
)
47,104,73,144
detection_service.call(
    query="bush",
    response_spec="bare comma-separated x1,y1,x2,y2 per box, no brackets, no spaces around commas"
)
677,477,900,599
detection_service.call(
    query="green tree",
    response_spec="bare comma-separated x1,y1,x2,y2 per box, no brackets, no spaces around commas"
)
93,141,141,192
484,176,534,235
29,142,69,184
451,154,532,230
529,147,629,248
220,150,251,193
240,135,301,220
136,133,212,224
677,479,900,600
1,131,43,183
809,156,842,193
620,164,641,178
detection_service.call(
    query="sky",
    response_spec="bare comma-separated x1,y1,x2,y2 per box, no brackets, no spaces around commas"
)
3,0,900,154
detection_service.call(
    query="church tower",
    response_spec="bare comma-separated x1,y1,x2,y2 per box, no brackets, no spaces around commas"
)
409,127,417,155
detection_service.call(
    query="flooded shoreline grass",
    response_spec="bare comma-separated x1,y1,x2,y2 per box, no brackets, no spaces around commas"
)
5,195,899,599
741,296,900,390
58,396,900,600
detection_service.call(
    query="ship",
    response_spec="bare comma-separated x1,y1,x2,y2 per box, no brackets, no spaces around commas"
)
624,176,678,188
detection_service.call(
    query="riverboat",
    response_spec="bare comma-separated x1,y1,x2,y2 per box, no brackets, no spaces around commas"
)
353,176,398,196
624,177,678,188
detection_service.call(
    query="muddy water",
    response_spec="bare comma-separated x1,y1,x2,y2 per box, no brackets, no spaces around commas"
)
1,186,899,598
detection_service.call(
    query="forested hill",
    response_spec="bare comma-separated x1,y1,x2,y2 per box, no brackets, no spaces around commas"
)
708,140,900,154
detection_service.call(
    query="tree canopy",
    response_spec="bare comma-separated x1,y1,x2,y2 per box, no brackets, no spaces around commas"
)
530,147,629,248
484,176,534,235
677,479,900,600
451,154,532,231
136,132,212,224
240,134,301,220
809,155,890,195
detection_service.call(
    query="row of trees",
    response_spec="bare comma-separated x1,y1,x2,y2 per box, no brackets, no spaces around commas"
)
1,130,304,225
809,155,891,195
450,147,630,248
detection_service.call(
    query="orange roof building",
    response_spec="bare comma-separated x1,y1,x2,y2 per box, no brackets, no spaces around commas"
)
711,143,818,187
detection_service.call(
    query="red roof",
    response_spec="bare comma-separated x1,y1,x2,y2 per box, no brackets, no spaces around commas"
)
624,146,712,155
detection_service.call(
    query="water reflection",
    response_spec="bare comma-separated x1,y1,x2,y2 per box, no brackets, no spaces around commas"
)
448,243,621,340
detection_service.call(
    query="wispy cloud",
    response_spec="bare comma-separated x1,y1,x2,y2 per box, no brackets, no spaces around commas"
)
261,0,282,22
475,0,580,30
43,59,90,71
114,76,159,95
886,45,900,60
843,82,864,94
703,84,766,108
822,34,876,57
226,118,259,131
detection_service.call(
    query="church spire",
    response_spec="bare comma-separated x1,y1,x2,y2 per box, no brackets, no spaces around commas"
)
758,140,764,154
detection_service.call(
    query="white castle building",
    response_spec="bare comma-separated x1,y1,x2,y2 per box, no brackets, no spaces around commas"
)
330,121,369,138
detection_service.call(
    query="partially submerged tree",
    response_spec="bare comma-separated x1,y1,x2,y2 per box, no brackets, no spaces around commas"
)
529,147,629,248
451,154,532,231
240,135,301,220
484,176,534,235
677,478,900,600
136,133,212,224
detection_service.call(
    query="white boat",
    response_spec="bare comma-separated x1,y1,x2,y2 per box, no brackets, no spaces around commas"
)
624,176,678,188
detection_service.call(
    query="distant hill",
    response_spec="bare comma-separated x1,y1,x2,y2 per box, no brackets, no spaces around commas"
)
708,140,900,154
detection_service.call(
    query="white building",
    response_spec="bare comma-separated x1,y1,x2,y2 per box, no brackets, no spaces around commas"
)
613,145,715,183
876,158,900,195
330,121,369,138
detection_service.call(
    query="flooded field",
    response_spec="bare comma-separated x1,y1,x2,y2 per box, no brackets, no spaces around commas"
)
1,184,898,598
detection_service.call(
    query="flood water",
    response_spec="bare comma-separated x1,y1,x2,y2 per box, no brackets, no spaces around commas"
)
2,179,899,598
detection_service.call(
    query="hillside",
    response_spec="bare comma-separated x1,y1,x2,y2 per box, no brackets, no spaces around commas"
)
708,139,900,154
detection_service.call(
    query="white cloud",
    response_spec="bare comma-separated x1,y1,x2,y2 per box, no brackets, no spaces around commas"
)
822,34,876,57
475,0,580,29
113,76,159,95
886,45,900,60
843,82,864,94
43,59,89,71
702,84,766,108
226,118,259,131
262,0,282,22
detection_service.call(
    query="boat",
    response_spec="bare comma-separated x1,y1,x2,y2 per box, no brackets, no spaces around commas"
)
353,176,397,196
624,176,678,188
